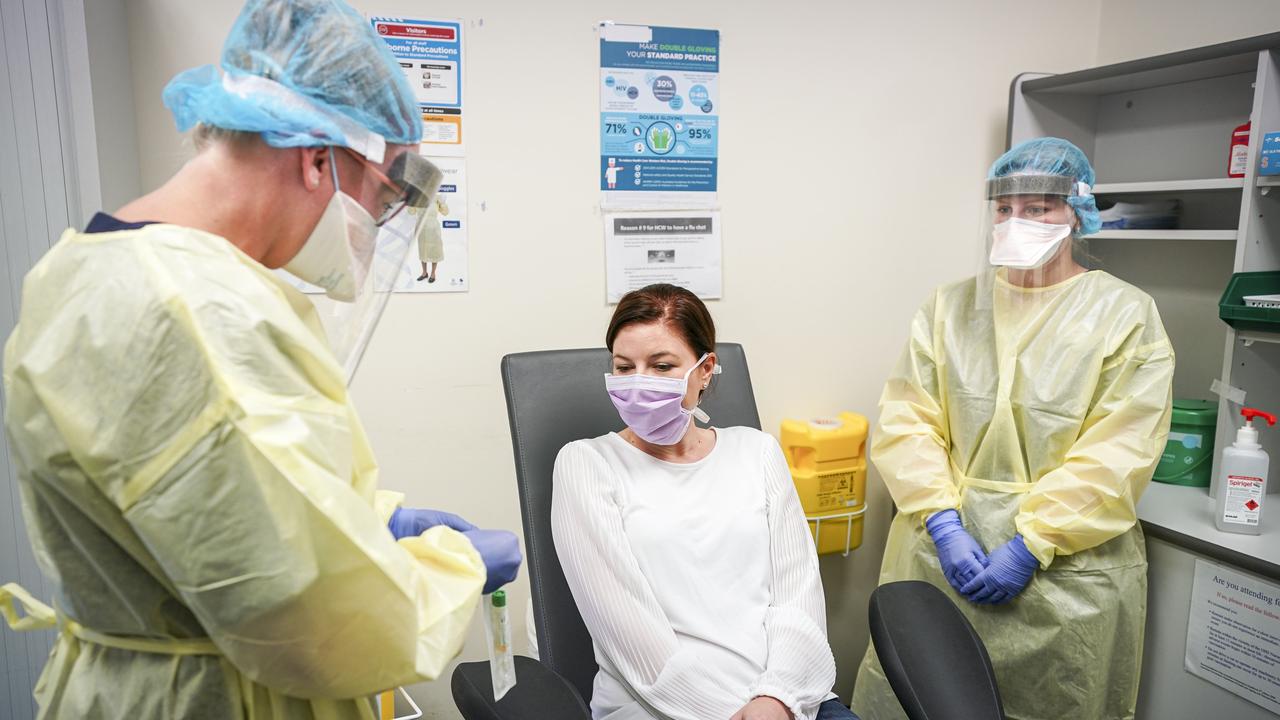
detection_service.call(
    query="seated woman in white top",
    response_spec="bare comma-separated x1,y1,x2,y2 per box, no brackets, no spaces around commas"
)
552,284,858,720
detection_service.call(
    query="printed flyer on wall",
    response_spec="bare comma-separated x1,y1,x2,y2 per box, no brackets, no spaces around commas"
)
605,211,722,302
1186,559,1280,714
599,23,719,209
372,16,465,155
394,155,469,293
280,154,469,297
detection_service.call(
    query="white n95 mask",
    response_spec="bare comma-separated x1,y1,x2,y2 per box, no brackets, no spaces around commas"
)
989,218,1072,270
284,151,379,302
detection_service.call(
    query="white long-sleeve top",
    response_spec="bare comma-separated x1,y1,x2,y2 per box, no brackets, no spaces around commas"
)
551,426,837,720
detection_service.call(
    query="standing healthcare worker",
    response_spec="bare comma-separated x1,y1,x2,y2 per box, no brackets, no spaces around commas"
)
852,138,1174,720
0,1,520,717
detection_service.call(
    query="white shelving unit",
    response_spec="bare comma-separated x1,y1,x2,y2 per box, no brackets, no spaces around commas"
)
1093,178,1245,193
1009,32,1280,720
1091,229,1238,241
1238,329,1280,345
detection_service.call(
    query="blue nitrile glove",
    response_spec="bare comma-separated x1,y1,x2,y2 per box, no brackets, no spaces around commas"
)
926,509,989,593
462,529,523,594
388,507,477,540
960,534,1039,605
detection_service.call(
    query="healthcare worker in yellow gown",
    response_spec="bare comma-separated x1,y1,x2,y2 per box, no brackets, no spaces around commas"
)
0,1,520,717
852,137,1174,720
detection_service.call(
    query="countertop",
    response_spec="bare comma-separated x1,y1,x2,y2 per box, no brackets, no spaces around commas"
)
1138,480,1280,580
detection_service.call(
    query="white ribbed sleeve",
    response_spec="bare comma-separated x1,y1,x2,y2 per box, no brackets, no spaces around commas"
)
551,441,745,720
747,440,838,718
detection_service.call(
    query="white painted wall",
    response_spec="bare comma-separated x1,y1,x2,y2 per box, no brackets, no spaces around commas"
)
1096,0,1280,64
117,0,1108,714
83,0,141,215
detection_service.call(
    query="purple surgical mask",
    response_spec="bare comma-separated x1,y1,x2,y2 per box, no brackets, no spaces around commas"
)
605,353,721,445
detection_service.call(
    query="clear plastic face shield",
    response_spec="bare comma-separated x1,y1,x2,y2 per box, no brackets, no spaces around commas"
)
351,146,444,233
975,173,1093,310
316,146,443,384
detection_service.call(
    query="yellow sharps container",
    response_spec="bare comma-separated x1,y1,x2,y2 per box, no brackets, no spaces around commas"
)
780,412,868,556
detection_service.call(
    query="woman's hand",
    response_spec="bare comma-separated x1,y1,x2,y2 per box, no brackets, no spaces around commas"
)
730,696,794,720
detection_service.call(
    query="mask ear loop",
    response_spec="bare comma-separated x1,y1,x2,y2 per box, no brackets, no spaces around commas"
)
327,147,342,195
690,356,724,424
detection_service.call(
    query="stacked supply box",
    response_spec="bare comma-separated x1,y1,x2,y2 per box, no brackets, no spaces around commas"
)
1259,132,1280,176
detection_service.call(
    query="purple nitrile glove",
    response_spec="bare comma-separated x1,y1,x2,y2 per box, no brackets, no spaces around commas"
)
462,529,522,594
388,507,476,540
960,534,1039,605
926,509,989,593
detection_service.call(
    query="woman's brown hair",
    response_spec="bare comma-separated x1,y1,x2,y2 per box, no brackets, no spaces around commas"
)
606,283,716,358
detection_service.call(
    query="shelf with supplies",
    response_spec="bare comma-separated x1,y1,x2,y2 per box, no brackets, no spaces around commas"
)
1090,229,1238,241
1238,329,1280,345
1093,178,1245,194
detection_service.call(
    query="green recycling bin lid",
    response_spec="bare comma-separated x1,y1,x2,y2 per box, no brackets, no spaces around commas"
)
1171,399,1218,427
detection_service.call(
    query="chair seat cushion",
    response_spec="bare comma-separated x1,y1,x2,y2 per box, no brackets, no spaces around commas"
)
451,656,591,720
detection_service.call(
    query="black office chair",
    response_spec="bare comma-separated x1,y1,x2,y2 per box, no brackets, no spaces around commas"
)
450,655,589,720
450,344,761,718
868,581,1005,720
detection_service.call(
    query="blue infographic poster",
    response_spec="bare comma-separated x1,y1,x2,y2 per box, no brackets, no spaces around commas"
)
599,24,719,207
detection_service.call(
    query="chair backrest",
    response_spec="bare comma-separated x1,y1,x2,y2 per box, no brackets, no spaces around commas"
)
868,581,1005,720
501,343,761,703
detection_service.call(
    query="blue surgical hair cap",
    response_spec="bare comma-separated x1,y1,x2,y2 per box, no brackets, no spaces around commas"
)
988,137,1101,236
162,0,422,161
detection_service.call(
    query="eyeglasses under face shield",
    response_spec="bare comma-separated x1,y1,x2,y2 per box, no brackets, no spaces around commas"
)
381,150,443,224
343,147,444,227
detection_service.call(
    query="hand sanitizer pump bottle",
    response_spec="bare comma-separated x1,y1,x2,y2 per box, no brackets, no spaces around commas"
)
1215,408,1277,535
